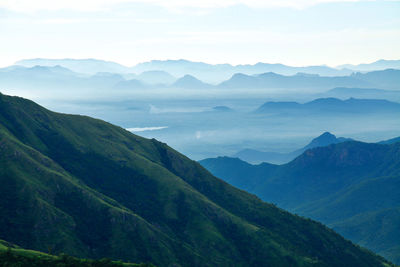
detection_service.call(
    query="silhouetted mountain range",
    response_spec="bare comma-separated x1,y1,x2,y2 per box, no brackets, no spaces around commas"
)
2,63,400,91
15,58,131,74
350,69,400,90
218,71,369,89
219,69,400,90
255,97,400,114
132,59,354,83
16,58,400,84
323,87,400,101
0,65,91,90
338,59,400,72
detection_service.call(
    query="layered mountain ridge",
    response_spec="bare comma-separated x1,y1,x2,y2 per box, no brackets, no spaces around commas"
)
15,58,400,83
200,140,400,264
3,61,400,90
0,93,392,266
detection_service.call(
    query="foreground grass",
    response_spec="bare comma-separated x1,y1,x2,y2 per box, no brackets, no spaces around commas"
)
0,242,155,267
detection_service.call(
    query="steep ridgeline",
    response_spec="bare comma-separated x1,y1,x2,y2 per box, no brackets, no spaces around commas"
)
234,132,352,164
0,93,392,267
200,141,400,264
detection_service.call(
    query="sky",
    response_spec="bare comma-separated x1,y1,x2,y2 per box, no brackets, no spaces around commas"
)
0,0,399,67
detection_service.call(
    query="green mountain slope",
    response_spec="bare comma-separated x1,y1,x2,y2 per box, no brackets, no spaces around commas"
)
0,239,152,266
0,93,393,266
200,142,400,264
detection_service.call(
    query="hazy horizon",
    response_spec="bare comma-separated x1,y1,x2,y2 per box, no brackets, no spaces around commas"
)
1,0,399,67
1,0,399,158
4,57,400,69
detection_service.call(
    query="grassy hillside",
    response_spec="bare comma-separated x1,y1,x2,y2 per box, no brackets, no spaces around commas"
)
0,239,153,266
0,93,393,266
200,142,400,264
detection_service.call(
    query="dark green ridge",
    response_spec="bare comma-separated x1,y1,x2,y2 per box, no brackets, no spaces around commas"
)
0,93,393,266
200,141,400,264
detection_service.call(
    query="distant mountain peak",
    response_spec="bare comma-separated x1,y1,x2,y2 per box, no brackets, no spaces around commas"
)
174,74,201,84
321,131,334,136
180,74,197,80
314,131,336,140
302,132,352,151
307,97,343,104
307,132,338,146
258,71,280,76
231,73,251,78
172,74,212,88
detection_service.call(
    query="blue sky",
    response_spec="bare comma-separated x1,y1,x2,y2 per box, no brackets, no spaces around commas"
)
1,0,399,67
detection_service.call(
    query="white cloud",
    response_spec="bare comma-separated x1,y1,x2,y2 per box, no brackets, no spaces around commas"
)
0,0,389,12
126,126,168,132
195,130,218,140
0,0,398,67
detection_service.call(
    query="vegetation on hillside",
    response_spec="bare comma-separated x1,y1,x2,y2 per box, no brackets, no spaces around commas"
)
200,141,400,264
0,240,154,267
0,93,394,266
